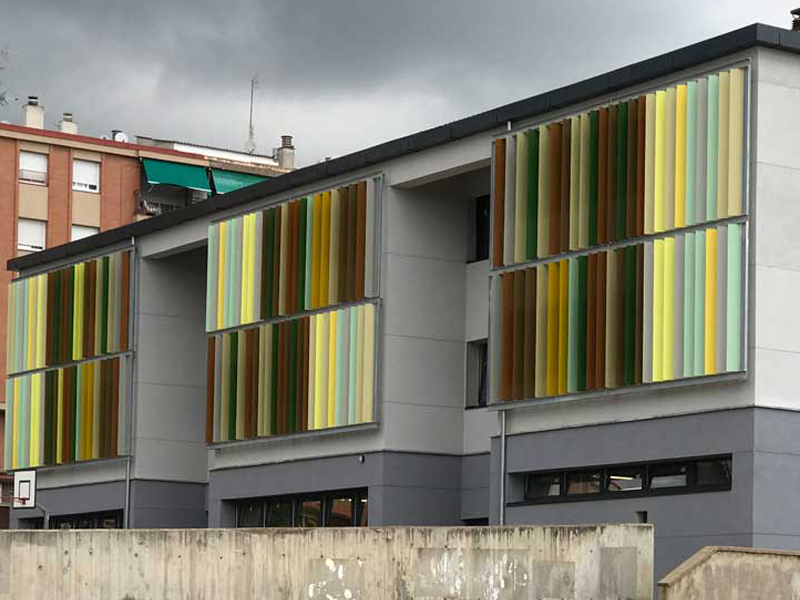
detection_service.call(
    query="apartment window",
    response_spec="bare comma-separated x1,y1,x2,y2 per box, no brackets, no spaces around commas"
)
468,195,490,263
19,151,48,185
71,224,99,241
465,339,488,408
235,489,368,528
17,218,46,252
73,159,100,193
517,455,732,505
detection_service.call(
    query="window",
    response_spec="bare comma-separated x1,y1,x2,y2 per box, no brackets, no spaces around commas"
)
649,463,690,490
235,489,367,529
473,194,490,262
696,457,732,487
566,470,602,495
71,225,99,241
49,510,122,530
465,339,488,408
327,497,355,527
298,498,323,527
266,500,294,527
17,218,46,252
72,159,100,193
236,501,265,528
607,466,644,493
525,473,561,500
515,455,733,506
19,151,48,185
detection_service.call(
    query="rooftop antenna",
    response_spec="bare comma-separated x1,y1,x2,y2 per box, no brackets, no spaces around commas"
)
245,75,258,154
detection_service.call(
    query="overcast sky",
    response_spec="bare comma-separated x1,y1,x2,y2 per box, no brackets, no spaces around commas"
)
0,1,794,166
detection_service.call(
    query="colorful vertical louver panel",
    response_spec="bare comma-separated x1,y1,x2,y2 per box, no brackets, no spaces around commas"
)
490,223,744,402
4,355,127,470
206,178,379,332
206,303,376,442
492,67,745,268
6,250,132,375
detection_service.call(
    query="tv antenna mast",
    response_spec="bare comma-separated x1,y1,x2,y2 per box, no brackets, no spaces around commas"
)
245,75,258,154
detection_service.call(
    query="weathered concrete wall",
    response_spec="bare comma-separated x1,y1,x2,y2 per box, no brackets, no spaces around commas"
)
658,546,800,600
0,525,652,600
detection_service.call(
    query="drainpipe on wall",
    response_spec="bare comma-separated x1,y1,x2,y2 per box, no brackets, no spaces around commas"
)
499,410,507,525
124,236,137,528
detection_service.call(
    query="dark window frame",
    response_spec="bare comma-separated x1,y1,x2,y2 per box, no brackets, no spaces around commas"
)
235,488,368,528
511,455,732,507
49,510,123,530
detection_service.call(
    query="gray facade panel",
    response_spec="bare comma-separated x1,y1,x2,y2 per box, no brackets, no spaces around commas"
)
503,408,755,475
207,451,463,527
129,480,207,528
494,408,762,581
10,480,126,529
460,488,489,521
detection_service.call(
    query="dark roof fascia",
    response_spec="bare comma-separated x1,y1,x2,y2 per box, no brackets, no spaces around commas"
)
8,22,787,272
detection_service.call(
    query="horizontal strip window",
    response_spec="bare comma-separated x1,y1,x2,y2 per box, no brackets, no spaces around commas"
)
235,488,367,528
512,455,731,506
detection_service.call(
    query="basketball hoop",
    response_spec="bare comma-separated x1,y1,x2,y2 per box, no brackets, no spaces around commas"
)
0,495,28,507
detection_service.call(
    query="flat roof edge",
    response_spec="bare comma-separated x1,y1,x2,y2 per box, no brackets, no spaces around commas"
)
8,22,790,272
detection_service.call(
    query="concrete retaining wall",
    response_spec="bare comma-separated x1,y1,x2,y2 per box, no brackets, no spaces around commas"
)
0,525,652,600
658,546,800,600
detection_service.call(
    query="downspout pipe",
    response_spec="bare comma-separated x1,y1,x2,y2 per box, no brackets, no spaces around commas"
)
499,409,507,525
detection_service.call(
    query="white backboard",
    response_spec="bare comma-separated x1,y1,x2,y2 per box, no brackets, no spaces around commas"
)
13,470,36,509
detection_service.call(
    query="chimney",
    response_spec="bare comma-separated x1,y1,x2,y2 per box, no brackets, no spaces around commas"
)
58,112,78,135
276,134,295,170
22,96,44,129
793,8,800,31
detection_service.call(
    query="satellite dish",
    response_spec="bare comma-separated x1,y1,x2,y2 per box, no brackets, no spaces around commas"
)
113,131,129,143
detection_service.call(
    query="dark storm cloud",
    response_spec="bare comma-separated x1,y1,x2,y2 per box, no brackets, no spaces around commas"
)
0,1,792,164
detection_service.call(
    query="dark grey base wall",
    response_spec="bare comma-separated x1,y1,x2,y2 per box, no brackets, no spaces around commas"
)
129,480,207,528
10,479,207,529
208,451,471,527
488,406,800,582
10,480,127,529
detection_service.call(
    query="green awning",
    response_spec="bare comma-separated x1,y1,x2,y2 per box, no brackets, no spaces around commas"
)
211,168,269,194
142,158,212,192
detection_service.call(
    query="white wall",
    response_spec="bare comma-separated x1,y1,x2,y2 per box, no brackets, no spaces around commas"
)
753,47,800,412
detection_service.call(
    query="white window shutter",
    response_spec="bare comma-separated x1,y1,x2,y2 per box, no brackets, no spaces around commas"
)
17,218,46,251
73,159,100,192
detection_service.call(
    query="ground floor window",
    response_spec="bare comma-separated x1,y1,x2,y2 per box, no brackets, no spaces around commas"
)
50,510,122,530
235,489,367,528
515,455,732,505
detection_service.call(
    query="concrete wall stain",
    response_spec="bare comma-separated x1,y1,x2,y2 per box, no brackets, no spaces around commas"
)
0,525,653,600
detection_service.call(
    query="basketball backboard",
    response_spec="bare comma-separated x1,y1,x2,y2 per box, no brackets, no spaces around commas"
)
13,470,36,509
